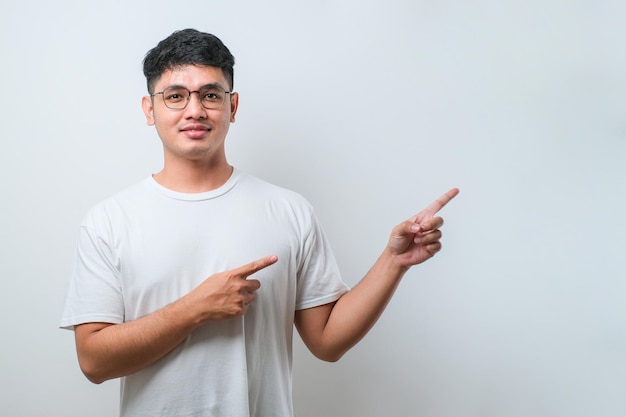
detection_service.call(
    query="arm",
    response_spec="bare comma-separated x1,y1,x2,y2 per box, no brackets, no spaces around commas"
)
75,255,277,384
295,189,459,362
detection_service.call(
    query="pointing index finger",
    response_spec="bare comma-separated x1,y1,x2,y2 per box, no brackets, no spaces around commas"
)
423,188,460,216
236,255,278,278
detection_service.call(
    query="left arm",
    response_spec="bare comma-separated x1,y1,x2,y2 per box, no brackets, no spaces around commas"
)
294,188,459,362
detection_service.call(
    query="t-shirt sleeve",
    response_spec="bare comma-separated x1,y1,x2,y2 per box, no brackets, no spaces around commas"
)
59,222,125,330
295,213,349,310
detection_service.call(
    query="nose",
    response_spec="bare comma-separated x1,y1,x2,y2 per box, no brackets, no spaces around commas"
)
184,91,207,118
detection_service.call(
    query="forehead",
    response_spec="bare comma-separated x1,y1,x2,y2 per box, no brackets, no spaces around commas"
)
154,65,229,90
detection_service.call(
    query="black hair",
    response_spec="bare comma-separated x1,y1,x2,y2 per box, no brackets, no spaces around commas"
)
142,29,235,93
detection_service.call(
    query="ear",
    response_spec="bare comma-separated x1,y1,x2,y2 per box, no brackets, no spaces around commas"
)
229,92,239,123
142,95,155,126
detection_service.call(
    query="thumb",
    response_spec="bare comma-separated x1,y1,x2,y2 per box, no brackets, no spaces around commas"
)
388,221,420,253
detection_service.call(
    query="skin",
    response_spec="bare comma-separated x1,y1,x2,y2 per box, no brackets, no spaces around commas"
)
74,64,459,383
295,188,458,361
141,65,239,192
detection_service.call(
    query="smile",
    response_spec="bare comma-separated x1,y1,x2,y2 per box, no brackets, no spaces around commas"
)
181,124,211,139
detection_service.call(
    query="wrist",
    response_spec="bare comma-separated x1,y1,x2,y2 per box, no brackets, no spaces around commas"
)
379,248,411,279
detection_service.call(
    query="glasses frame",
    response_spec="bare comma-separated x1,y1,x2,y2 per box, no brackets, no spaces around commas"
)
150,85,234,110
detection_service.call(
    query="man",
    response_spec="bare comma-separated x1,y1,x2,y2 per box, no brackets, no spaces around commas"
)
61,28,458,417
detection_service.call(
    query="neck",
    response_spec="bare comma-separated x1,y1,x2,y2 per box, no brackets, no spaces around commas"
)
153,158,234,193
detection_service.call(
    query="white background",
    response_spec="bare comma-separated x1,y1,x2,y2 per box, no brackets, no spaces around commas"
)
2,1,625,416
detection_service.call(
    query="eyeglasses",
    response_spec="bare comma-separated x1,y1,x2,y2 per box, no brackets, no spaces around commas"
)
150,85,234,110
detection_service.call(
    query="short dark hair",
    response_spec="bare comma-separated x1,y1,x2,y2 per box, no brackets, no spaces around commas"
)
142,29,235,93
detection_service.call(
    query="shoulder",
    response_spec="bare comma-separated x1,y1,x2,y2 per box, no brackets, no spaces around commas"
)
81,178,153,229
236,171,314,211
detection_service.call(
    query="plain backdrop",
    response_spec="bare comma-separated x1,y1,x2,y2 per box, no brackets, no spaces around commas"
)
2,1,625,416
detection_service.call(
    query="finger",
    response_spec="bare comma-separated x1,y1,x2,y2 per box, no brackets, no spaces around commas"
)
244,278,261,291
420,216,444,232
244,291,257,305
414,229,442,244
234,255,278,278
422,188,459,216
396,220,421,236
425,241,442,255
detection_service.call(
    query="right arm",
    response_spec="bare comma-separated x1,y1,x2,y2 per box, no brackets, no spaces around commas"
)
75,255,278,384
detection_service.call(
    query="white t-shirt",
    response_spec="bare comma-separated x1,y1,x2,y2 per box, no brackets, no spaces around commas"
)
60,169,349,417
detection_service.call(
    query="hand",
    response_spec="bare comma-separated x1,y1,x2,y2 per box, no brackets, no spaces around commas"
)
387,188,459,267
184,255,278,322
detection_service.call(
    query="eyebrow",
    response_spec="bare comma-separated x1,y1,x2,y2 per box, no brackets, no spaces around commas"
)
163,83,228,92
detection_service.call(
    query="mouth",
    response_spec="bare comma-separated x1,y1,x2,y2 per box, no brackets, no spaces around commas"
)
181,124,211,139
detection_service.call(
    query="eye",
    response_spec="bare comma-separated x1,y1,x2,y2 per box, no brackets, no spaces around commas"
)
163,89,187,103
200,88,224,103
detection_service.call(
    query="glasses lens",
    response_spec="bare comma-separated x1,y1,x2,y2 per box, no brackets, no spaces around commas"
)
162,87,189,109
198,86,226,109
